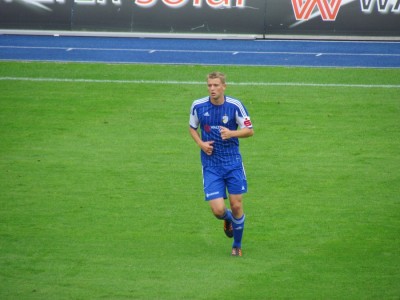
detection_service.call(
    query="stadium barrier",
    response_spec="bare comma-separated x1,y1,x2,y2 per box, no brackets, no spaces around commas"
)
0,0,399,39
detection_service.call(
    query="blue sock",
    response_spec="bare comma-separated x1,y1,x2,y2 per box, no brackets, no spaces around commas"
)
217,208,233,221
232,214,245,248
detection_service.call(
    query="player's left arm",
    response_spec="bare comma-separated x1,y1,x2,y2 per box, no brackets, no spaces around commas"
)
220,126,253,140
220,104,254,140
220,116,254,140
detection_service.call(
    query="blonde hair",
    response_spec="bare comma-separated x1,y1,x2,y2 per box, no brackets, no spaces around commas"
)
207,72,226,84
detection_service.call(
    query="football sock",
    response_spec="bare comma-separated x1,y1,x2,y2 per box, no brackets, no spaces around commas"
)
232,214,245,248
217,208,233,221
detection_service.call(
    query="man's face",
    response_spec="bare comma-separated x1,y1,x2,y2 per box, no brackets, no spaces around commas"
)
207,78,226,102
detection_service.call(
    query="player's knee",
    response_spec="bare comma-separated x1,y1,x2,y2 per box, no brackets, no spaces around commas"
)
210,205,226,219
211,207,226,219
230,199,243,217
231,208,243,219
208,198,226,218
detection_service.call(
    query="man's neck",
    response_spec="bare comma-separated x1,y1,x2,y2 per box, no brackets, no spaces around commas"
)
210,96,225,106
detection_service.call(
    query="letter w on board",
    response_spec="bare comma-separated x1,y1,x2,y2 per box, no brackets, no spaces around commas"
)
291,0,342,21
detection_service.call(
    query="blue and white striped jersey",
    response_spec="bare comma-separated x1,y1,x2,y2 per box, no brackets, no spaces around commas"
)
189,96,253,166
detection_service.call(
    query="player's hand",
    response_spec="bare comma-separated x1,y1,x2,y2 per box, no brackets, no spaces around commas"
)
202,141,214,155
220,126,232,140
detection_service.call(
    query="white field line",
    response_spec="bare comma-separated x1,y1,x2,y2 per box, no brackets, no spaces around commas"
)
0,45,400,57
0,77,399,89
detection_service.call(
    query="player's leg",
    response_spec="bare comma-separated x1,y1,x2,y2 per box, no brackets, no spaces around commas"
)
226,163,247,256
203,166,233,237
229,193,243,219
229,194,245,253
208,198,233,238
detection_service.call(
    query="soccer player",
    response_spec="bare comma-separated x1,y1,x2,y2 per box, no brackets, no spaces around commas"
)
189,72,254,257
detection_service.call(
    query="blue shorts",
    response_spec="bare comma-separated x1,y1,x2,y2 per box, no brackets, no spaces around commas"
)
202,162,248,201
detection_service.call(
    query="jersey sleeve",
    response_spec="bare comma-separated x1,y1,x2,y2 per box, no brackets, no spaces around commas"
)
235,106,253,129
189,104,199,129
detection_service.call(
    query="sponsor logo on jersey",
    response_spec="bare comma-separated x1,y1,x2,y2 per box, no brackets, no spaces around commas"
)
204,125,221,132
244,117,252,127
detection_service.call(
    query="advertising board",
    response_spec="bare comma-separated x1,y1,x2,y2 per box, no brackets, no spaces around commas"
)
0,0,398,37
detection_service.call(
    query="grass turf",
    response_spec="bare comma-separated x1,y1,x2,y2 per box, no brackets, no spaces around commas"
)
0,62,399,299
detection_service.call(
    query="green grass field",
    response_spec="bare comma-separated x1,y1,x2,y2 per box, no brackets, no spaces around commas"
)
0,61,399,299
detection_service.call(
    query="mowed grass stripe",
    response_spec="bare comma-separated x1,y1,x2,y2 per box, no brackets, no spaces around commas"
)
0,76,399,89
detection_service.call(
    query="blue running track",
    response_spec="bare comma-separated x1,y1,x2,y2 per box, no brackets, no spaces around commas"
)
0,34,400,68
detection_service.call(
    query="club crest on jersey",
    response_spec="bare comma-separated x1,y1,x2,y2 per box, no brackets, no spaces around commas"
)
222,115,229,124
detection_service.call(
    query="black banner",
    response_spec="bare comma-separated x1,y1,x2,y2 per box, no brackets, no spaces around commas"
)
0,0,399,36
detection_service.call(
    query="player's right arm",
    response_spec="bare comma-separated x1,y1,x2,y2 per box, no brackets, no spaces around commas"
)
189,102,214,156
189,127,214,156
